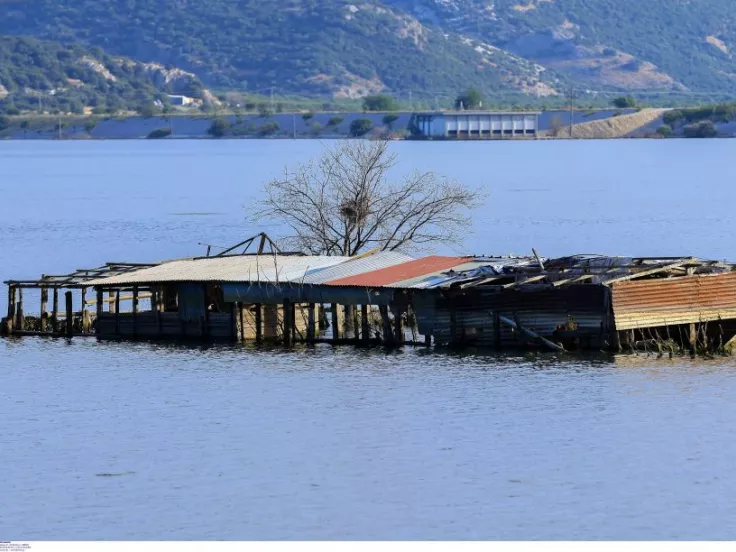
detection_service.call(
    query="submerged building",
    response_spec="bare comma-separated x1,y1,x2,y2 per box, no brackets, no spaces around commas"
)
412,111,540,139
4,239,736,354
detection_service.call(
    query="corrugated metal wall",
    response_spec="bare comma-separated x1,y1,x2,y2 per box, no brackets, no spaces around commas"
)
413,285,610,349
612,272,736,330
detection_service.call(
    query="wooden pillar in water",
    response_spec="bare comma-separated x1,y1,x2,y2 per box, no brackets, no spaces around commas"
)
361,305,370,346
40,287,49,332
307,303,316,343
108,290,116,314
52,288,59,333
65,291,73,337
155,289,163,335
393,305,404,346
379,305,393,345
283,299,292,345
331,303,340,341
493,311,501,349
6,285,16,334
132,286,139,338
96,289,103,336
16,288,24,331
115,290,121,335
255,304,263,343
80,288,88,334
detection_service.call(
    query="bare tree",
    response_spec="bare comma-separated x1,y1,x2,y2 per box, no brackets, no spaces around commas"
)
255,140,482,256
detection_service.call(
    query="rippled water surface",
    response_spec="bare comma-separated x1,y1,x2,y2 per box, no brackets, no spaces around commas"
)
2,139,736,540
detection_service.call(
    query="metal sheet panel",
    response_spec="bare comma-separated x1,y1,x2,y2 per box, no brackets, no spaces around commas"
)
88,255,348,286
222,282,396,306
301,251,413,284
612,272,736,330
328,256,469,287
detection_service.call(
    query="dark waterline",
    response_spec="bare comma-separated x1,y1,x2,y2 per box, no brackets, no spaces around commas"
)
2,140,736,539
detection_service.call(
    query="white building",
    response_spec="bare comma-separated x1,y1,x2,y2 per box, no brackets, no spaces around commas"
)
413,111,539,139
167,95,202,107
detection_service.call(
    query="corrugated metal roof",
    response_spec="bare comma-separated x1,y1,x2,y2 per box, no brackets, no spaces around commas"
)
88,255,349,286
612,271,736,330
327,256,470,287
300,251,414,284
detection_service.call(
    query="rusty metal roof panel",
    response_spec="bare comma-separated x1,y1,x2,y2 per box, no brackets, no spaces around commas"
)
88,255,349,286
327,256,470,287
612,271,736,330
300,251,414,284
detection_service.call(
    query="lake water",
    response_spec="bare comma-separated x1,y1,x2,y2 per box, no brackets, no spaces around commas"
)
2,139,736,540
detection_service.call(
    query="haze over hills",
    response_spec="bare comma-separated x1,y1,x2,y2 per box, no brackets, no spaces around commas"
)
0,0,735,104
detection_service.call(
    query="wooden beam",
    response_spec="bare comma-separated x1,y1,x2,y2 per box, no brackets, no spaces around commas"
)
65,291,73,338
379,305,392,345
393,305,404,345
96,289,103,335
40,287,48,332
532,248,545,271
551,274,594,287
255,304,263,343
307,303,316,343
361,304,370,345
6,286,16,334
331,303,340,341
603,259,695,286
16,288,24,331
132,286,139,338
283,299,292,345
52,288,59,333
498,314,565,352
115,290,120,335
503,274,547,289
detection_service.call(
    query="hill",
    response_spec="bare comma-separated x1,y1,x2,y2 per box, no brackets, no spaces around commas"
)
0,36,212,114
1,0,736,101
0,0,559,99
388,0,736,94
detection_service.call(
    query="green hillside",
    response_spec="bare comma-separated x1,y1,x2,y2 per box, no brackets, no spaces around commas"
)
0,35,208,114
390,0,736,93
0,0,558,99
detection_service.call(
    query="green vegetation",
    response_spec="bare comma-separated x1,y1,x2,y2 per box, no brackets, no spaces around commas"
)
684,120,718,138
0,0,554,98
664,103,736,127
656,125,673,137
327,116,344,128
208,118,231,138
382,113,399,128
0,36,205,115
612,96,637,108
387,0,736,94
257,121,280,136
350,118,374,137
454,88,484,110
147,127,172,139
363,95,398,112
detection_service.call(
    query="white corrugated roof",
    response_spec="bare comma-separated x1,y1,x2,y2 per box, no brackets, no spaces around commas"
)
87,255,349,286
300,251,414,284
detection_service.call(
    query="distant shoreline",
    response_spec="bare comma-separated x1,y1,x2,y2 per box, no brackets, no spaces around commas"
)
0,108,731,141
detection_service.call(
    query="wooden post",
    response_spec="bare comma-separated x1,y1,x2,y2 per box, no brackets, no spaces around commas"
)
96,289,103,335
361,304,370,345
379,305,393,345
493,311,501,349
132,286,139,338
291,302,297,342
151,288,159,312
393,305,404,346
331,303,340,341
65,291,73,337
108,290,116,313
424,334,432,346
202,284,209,338
255,304,263,343
238,302,245,341
52,288,59,333
115,290,120,335
6,285,16,334
40,287,49,332
231,302,238,341
283,299,292,345
155,289,163,335
689,323,697,354
80,288,88,334
16,288,24,331
307,303,316,343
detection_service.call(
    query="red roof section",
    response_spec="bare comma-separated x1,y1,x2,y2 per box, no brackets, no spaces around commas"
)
327,256,468,287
